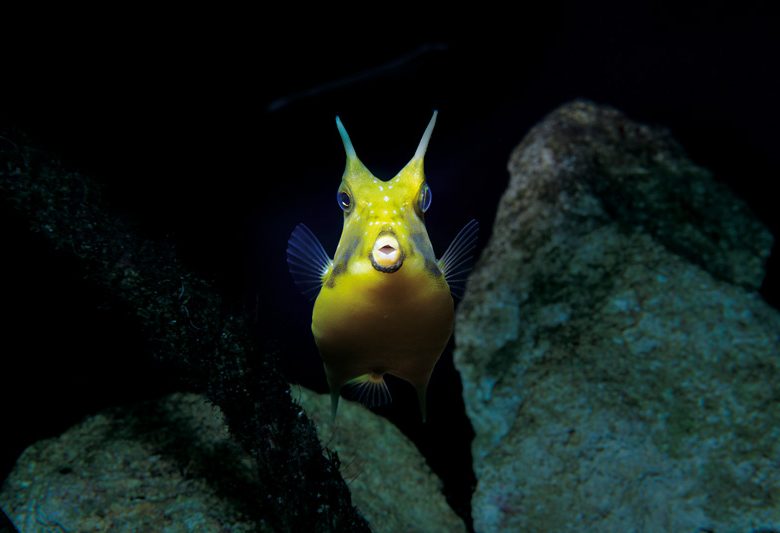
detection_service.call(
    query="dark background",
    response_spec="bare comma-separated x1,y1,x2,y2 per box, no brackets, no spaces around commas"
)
1,5,778,527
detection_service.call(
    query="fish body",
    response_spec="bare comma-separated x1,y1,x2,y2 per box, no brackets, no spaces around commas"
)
287,112,478,420
313,242,454,415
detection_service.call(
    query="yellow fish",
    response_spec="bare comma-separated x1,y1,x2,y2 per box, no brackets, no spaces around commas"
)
287,112,477,421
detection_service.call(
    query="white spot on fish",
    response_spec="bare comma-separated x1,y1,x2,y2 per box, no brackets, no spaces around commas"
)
388,185,393,189
379,185,384,191
349,260,371,274
384,196,389,202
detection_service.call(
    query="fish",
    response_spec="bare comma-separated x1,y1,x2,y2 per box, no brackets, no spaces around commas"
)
286,111,478,421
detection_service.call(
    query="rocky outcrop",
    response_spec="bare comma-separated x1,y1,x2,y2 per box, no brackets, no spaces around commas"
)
0,134,367,531
1,390,465,533
455,101,779,531
0,394,261,532
294,387,466,533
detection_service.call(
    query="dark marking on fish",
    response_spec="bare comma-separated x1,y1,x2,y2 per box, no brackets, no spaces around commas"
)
326,238,359,288
424,259,442,277
325,262,347,288
410,230,441,277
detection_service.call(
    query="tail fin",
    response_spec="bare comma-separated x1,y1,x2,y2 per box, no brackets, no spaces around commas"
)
416,384,428,423
330,388,340,421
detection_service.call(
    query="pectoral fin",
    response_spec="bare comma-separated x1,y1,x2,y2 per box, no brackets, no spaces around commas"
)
438,219,479,298
286,224,333,298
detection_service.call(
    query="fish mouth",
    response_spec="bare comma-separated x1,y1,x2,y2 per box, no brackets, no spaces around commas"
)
370,232,404,273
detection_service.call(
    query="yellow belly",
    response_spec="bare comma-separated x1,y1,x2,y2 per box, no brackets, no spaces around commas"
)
311,260,453,390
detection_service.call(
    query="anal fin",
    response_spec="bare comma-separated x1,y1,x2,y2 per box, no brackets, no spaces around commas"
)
344,373,392,409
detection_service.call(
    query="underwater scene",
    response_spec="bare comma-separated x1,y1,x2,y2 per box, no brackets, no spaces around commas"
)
1,7,779,533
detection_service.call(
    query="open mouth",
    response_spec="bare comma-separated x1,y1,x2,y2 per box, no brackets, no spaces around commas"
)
371,234,403,272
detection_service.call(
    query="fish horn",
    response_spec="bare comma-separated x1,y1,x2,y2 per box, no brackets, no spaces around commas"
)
336,116,372,176
392,111,438,182
413,110,438,161
336,116,357,159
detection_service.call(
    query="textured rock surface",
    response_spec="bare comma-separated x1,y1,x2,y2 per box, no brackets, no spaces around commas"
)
0,135,368,531
455,101,779,531
294,387,466,533
0,393,261,532
1,390,464,533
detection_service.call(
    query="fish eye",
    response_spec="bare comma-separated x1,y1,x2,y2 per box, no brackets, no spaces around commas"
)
338,190,352,211
419,183,432,213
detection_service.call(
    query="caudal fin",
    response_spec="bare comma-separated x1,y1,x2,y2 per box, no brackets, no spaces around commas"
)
416,384,428,423
330,388,340,421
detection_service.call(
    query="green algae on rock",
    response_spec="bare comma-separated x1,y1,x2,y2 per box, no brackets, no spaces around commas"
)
455,101,779,532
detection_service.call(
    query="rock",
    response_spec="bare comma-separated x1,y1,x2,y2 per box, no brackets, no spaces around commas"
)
0,508,16,533
455,101,779,531
294,387,467,533
1,389,465,533
0,393,263,532
0,135,368,532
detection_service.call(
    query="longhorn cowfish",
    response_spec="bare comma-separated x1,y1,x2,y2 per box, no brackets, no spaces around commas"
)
286,112,478,421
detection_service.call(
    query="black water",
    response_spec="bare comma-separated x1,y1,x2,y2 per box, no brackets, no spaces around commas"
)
1,5,778,528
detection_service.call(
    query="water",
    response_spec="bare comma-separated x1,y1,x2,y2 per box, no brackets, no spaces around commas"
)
1,9,779,531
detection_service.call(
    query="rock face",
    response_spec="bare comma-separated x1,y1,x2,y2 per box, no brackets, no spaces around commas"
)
455,101,779,531
0,394,261,532
0,390,464,533
294,387,466,533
